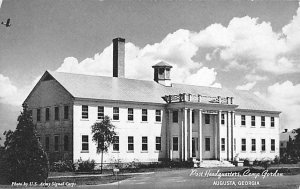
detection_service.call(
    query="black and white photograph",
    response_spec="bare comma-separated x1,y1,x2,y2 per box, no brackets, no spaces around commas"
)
0,0,300,188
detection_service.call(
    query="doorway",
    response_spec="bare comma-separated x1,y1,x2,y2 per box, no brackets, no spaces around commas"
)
192,137,196,157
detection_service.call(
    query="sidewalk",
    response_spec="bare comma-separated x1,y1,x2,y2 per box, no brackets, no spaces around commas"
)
48,171,154,179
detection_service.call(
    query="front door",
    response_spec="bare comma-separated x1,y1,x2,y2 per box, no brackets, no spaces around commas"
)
192,137,196,157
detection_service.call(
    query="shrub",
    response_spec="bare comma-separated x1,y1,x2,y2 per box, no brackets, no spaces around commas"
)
243,159,250,166
261,160,271,170
253,159,260,166
273,156,280,164
76,159,95,172
160,160,193,168
50,160,75,172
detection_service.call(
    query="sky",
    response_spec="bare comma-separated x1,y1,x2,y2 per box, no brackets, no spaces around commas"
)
0,0,300,140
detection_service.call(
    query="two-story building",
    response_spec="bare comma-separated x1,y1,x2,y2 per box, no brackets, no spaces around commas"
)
24,38,280,165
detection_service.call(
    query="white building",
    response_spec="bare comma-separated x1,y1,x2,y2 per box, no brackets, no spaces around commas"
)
24,38,280,165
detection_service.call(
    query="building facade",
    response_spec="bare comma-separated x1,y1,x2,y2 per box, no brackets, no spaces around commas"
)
24,38,280,164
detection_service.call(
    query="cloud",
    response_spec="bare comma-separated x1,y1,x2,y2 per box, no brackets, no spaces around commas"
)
236,81,257,91
57,29,217,87
183,67,220,87
57,7,300,87
245,74,267,82
0,74,18,105
255,81,300,130
0,0,2,8
282,3,300,52
0,74,40,106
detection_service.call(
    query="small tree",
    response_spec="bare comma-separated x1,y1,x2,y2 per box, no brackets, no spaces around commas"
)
292,128,300,160
3,103,49,182
91,116,116,173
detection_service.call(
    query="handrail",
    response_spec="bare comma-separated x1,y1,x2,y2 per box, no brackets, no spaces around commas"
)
163,93,234,104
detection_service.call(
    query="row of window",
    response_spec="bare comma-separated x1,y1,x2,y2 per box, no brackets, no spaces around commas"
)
235,138,276,152
82,106,162,122
240,115,275,127
39,135,70,152
81,135,162,152
35,106,69,122
170,137,276,152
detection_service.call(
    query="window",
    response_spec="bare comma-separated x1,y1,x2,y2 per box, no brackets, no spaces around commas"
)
98,106,104,120
45,136,49,151
54,135,59,151
241,115,246,126
46,108,50,121
261,139,266,151
173,137,178,151
142,137,148,151
260,116,265,127
251,116,255,127
113,136,119,151
82,105,88,119
55,106,59,120
82,135,89,151
156,137,161,151
64,106,69,119
37,109,41,122
205,138,210,151
251,139,256,151
155,110,161,122
64,135,69,151
192,111,195,124
234,138,236,152
221,138,225,151
221,114,225,125
173,111,178,123
205,114,210,124
128,108,134,121
271,139,275,151
241,139,246,151
142,109,147,121
29,110,33,117
113,107,119,120
271,117,275,127
128,136,134,151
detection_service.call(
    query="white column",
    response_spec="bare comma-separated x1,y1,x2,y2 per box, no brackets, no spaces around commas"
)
183,108,188,161
198,109,202,161
179,109,183,161
188,109,193,159
231,111,235,161
217,110,222,160
167,110,171,160
227,111,231,161
214,114,218,159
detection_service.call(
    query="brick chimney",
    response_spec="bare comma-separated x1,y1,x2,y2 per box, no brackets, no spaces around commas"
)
113,37,125,78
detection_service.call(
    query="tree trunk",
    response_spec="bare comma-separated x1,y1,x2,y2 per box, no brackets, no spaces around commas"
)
101,150,103,174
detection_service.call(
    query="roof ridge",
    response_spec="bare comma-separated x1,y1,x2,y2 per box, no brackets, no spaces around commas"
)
52,70,228,90
51,70,159,83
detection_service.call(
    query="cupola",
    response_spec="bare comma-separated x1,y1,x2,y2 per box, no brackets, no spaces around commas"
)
152,61,173,87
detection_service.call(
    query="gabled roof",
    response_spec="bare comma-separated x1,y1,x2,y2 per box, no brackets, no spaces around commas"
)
152,61,173,68
32,71,279,112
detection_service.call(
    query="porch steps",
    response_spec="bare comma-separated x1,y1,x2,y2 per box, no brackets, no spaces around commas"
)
193,160,235,168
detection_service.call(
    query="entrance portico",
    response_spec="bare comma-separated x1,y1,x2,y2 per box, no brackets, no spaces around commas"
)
164,93,237,162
